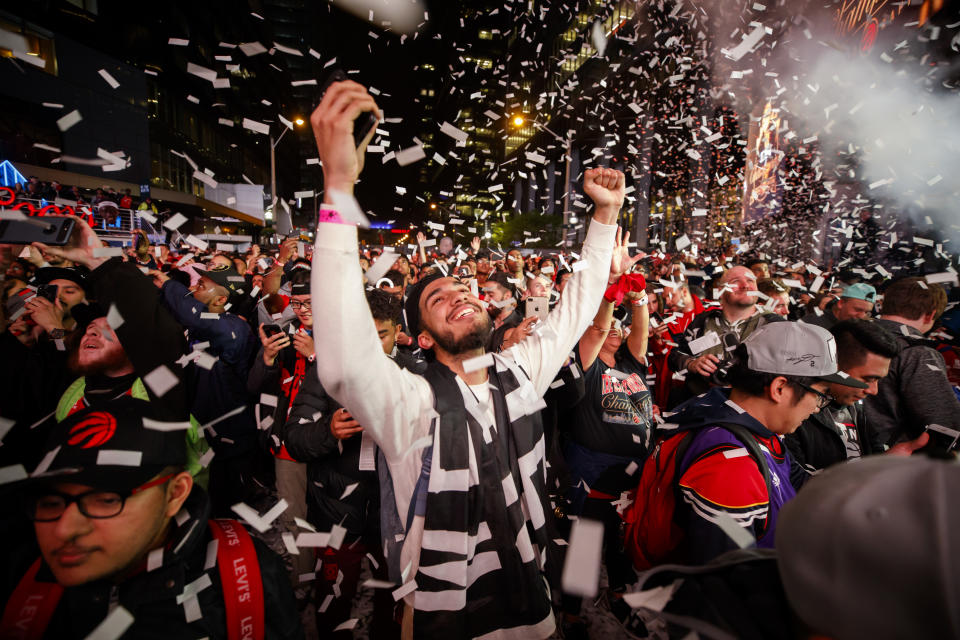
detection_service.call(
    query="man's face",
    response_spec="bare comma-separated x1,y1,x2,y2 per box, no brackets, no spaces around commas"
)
750,262,770,279
5,262,26,280
375,318,400,355
476,257,492,275
191,276,226,308
720,267,758,309
483,282,515,318
75,318,129,373
556,272,572,294
771,292,789,318
419,277,491,355
666,286,687,312
778,380,832,434
526,278,548,299
834,297,873,321
392,256,410,277
50,279,85,317
290,294,312,326
506,251,523,273
829,352,891,405
251,274,264,290
34,479,172,587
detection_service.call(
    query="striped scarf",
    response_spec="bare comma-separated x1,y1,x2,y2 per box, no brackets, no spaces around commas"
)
413,355,553,638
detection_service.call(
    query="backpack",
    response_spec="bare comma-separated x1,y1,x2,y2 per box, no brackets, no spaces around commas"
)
0,519,264,640
622,422,774,571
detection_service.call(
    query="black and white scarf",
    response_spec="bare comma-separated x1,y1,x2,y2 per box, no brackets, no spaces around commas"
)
410,354,554,638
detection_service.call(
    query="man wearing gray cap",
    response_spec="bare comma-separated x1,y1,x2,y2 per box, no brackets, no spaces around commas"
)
626,456,959,640
626,321,868,568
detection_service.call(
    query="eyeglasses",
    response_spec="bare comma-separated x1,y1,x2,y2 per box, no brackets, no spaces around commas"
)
794,382,833,410
26,472,176,522
289,300,312,310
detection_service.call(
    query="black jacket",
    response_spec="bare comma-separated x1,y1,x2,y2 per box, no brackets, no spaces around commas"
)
282,350,425,541
667,308,783,402
1,487,303,640
246,323,312,454
785,401,882,490
160,278,258,456
1,258,190,471
488,308,523,352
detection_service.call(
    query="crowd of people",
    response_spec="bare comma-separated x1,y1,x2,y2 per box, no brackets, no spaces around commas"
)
10,177,153,214
1,79,958,640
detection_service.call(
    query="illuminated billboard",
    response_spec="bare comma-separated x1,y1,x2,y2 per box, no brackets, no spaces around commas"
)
742,101,784,222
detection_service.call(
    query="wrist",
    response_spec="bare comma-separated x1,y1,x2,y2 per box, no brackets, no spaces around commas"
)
592,204,620,225
323,177,355,196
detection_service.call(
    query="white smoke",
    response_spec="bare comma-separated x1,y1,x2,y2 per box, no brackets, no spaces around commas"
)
785,45,960,231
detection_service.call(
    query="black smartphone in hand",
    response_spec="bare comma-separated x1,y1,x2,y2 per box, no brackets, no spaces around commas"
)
0,216,75,246
319,70,378,148
263,324,283,338
36,284,58,303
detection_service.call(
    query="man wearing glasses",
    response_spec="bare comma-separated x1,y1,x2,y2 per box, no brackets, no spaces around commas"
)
628,322,869,567
247,269,317,599
1,398,302,638
785,319,930,489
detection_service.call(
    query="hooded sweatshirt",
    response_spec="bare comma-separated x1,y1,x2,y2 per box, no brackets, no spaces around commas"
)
666,388,795,565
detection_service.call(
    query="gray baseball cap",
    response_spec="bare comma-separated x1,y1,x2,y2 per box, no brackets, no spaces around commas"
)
742,321,868,388
777,456,960,639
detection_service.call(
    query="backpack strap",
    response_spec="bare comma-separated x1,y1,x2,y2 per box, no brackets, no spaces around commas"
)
209,519,265,640
714,422,775,529
0,558,64,640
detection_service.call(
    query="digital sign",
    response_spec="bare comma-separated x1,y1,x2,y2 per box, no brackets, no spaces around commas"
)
0,186,95,226
742,101,784,222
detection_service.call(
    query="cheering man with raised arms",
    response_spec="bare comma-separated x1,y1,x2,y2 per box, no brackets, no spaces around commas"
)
309,79,622,639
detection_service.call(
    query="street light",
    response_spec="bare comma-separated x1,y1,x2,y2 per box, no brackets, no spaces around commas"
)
269,117,305,234
512,115,525,127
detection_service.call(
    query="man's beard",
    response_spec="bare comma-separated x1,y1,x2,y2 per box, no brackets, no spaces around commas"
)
430,315,493,356
487,305,504,320
68,345,132,376
722,293,755,310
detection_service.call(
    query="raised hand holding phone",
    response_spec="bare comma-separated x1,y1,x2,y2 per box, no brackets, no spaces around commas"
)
310,79,382,197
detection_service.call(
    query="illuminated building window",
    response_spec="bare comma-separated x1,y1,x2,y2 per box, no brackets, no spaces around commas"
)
479,29,493,40
0,19,57,75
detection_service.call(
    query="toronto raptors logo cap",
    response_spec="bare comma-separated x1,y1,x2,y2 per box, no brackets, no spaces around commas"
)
24,397,188,492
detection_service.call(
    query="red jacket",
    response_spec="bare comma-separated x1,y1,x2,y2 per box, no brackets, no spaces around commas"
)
651,294,704,409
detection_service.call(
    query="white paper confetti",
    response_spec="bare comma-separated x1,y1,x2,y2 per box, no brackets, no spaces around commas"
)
561,518,603,598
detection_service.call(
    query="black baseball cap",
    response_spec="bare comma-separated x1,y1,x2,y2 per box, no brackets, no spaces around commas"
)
200,264,243,292
403,271,444,339
23,397,187,493
32,266,89,291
